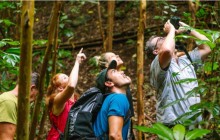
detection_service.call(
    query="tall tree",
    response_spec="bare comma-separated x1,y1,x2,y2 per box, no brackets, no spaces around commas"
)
188,0,199,50
97,1,106,52
17,1,34,140
29,1,63,140
106,0,115,51
37,12,60,139
137,0,146,139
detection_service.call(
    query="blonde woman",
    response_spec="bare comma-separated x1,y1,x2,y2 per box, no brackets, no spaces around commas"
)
46,48,86,140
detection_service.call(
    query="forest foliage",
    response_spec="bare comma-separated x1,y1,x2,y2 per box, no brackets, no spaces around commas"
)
0,1,220,140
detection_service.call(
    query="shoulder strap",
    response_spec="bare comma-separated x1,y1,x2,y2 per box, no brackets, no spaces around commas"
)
175,41,198,70
182,48,198,70
48,111,64,136
124,109,131,125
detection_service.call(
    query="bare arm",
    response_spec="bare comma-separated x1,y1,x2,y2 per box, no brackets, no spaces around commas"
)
159,20,176,69
108,116,124,140
53,48,86,115
179,22,211,60
0,123,16,140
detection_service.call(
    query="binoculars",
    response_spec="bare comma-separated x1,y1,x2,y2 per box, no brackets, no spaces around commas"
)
170,16,181,29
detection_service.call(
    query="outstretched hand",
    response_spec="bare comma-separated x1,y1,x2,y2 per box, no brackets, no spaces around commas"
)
76,48,86,64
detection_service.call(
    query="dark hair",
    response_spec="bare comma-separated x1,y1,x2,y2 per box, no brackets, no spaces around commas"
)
31,72,40,89
145,35,157,60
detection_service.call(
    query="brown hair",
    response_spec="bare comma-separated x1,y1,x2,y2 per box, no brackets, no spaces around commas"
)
47,73,62,111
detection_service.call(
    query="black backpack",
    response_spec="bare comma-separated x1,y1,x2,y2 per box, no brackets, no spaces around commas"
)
63,87,131,140
64,87,104,140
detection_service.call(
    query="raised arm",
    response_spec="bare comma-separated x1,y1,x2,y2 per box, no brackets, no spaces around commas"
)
53,48,86,115
158,20,176,69
179,22,211,60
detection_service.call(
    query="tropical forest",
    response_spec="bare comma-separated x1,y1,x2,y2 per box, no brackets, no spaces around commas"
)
0,1,219,140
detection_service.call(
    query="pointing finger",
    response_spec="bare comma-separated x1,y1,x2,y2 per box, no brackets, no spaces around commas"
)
79,48,83,54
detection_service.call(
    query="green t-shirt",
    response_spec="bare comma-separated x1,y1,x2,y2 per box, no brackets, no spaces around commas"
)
0,92,17,124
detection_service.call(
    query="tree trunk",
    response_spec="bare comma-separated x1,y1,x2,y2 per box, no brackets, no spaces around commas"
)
136,0,146,140
37,109,48,140
188,0,199,50
106,0,115,51
37,14,60,139
52,19,59,76
17,1,34,140
29,1,63,140
97,1,106,52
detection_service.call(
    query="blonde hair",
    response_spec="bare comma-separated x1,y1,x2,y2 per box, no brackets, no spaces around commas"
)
98,52,114,70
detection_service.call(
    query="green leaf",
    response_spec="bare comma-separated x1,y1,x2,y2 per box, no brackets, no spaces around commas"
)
206,77,219,83
212,104,220,116
58,50,71,58
185,87,200,98
85,0,98,4
88,57,99,67
164,6,169,9
60,14,68,22
0,39,20,47
204,61,219,73
172,71,179,77
2,53,19,67
173,124,185,140
33,39,47,46
195,40,215,49
183,12,191,18
174,78,197,85
0,1,16,10
63,29,74,37
5,48,20,55
0,41,7,47
162,98,185,109
194,29,212,42
152,123,174,140
196,8,206,18
3,19,15,26
7,40,20,46
174,110,200,124
211,30,220,41
185,129,210,140
59,23,65,29
170,8,177,12
126,39,135,45
134,124,173,140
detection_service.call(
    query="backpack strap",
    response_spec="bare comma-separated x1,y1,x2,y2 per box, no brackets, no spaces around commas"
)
48,111,64,137
124,109,131,125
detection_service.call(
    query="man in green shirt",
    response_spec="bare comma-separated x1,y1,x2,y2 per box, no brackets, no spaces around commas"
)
0,72,39,140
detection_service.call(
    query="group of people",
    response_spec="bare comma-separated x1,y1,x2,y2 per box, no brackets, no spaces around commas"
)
0,20,211,140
